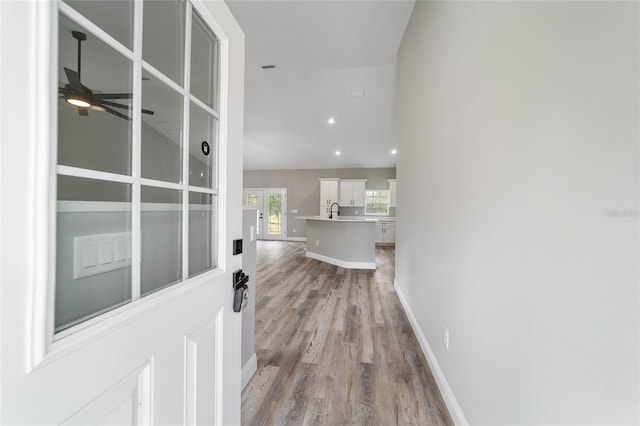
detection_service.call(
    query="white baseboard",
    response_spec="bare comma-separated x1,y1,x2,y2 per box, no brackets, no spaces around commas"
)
394,278,469,425
259,237,306,242
285,236,306,242
306,251,376,270
241,352,257,390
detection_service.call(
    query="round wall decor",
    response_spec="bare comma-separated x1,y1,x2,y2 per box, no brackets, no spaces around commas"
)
201,141,210,156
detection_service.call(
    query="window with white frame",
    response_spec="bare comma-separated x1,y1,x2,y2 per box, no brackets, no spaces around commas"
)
55,0,220,333
364,190,390,215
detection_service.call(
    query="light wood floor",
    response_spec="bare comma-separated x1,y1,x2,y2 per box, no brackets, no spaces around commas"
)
242,241,453,426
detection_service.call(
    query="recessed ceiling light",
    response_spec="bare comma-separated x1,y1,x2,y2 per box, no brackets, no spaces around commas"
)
335,150,341,156
391,149,397,154
328,118,335,124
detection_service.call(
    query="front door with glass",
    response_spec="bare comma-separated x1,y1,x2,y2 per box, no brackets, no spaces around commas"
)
243,188,287,240
0,0,244,424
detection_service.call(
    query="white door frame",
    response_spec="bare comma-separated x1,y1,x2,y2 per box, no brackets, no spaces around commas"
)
0,1,245,424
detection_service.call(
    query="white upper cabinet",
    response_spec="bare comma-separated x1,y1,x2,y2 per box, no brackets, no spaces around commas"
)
388,179,397,208
339,179,367,206
319,178,339,216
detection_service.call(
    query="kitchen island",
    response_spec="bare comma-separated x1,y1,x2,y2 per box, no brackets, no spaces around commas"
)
295,216,377,269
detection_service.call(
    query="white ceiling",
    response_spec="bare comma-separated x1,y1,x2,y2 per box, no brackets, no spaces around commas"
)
225,0,415,170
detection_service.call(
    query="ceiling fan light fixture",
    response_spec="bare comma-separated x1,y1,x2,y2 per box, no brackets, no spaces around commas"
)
59,32,148,120
66,96,91,108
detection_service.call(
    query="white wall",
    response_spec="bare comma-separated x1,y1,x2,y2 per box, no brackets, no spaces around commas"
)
395,2,639,424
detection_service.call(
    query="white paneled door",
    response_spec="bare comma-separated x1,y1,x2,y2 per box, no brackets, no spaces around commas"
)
1,1,244,424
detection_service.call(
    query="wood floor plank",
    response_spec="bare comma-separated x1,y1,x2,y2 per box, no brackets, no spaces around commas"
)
311,331,344,400
252,330,313,425
301,397,329,426
301,288,338,364
241,365,280,425
355,362,378,424
370,280,385,326
330,270,350,332
356,273,374,364
277,362,316,425
242,241,453,426
300,271,336,333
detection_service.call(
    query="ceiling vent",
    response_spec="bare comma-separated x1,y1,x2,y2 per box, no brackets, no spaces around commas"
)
351,90,365,97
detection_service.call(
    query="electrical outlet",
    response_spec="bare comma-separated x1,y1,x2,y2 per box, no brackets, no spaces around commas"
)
443,327,449,350
293,228,296,233
355,210,358,215
316,240,319,246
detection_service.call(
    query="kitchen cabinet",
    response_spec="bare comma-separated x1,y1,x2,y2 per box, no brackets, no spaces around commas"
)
319,178,339,217
388,179,396,208
339,179,367,206
375,221,395,245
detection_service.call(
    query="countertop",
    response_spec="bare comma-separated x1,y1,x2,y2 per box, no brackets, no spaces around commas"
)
295,215,379,223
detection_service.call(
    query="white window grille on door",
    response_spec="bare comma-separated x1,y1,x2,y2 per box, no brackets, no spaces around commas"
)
54,0,222,335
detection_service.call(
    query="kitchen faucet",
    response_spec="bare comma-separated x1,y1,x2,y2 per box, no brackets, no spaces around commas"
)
329,202,340,219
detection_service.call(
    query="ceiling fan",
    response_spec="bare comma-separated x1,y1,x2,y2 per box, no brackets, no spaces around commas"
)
58,30,154,121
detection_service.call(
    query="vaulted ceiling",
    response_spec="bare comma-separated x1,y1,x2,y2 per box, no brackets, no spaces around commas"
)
225,0,415,170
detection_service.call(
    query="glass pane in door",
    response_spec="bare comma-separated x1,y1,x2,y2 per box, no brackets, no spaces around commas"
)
142,0,185,85
141,186,182,296
141,70,183,183
188,192,216,277
55,176,132,332
58,13,133,175
245,194,258,207
267,194,282,235
190,10,219,109
189,103,217,188
64,0,134,49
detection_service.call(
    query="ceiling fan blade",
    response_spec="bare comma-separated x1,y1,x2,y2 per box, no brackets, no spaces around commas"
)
102,105,131,121
64,67,82,91
100,100,155,116
78,107,89,116
99,100,129,110
93,93,132,100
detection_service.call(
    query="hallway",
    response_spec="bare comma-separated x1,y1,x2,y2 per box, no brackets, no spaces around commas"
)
242,241,453,425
